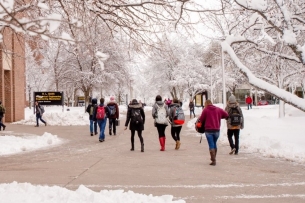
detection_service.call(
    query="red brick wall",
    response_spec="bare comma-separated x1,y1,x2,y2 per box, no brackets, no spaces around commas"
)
0,28,25,122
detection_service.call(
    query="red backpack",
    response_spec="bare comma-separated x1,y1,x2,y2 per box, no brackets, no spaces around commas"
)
96,106,105,120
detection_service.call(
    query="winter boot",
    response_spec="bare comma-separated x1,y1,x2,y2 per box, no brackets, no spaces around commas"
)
130,142,134,151
161,136,166,151
109,128,112,136
229,148,236,155
159,137,164,151
176,141,181,150
209,149,216,166
141,143,144,152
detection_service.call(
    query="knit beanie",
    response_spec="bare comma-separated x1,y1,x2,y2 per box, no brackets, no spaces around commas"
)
228,95,237,103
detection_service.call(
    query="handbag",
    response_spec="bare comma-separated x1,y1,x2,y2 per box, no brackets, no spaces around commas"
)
115,119,120,126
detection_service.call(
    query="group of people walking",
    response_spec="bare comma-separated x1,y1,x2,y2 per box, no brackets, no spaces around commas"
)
123,96,185,153
86,96,119,142
85,94,244,167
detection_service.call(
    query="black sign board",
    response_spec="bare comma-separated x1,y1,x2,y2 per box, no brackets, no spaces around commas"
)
34,92,64,105
78,96,85,103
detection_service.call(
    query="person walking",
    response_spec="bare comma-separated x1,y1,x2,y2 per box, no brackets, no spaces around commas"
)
199,100,228,166
152,95,169,151
107,96,119,136
189,99,195,119
86,98,98,136
34,101,47,127
0,100,6,131
168,98,184,150
93,98,110,142
166,98,172,108
225,95,244,155
246,95,253,110
124,99,145,152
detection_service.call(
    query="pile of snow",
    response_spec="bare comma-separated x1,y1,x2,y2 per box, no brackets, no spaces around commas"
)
13,105,131,126
0,132,63,156
0,182,185,203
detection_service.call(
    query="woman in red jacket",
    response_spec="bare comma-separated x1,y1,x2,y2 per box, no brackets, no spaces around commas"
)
199,100,228,166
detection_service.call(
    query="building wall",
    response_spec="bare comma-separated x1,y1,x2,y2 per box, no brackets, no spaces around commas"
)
0,28,25,122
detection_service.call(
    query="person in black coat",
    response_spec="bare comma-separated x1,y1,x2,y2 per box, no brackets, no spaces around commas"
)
124,99,145,152
86,98,98,136
0,100,6,131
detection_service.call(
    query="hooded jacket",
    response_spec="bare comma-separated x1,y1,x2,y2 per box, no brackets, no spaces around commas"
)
86,98,98,120
168,103,183,127
225,102,244,129
107,101,119,119
125,102,145,131
199,104,228,132
152,101,169,125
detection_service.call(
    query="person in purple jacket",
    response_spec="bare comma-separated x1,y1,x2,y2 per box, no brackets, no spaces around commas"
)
199,100,229,166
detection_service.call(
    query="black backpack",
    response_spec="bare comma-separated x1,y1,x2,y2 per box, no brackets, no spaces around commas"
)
108,105,116,116
195,118,205,133
131,108,143,125
229,107,241,126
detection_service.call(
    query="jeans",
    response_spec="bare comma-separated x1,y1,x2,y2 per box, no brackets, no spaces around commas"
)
227,129,240,153
36,113,46,126
97,118,107,140
205,131,220,150
108,118,116,134
247,104,252,110
89,120,97,134
190,109,195,117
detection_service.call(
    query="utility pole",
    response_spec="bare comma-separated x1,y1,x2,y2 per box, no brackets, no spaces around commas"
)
205,65,212,102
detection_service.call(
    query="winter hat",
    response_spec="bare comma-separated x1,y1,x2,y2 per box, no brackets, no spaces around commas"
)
91,98,97,105
110,96,115,101
228,95,237,103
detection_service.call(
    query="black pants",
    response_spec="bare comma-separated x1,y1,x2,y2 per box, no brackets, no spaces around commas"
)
227,129,240,153
0,116,5,130
131,130,144,145
109,118,116,134
156,123,167,138
171,126,182,141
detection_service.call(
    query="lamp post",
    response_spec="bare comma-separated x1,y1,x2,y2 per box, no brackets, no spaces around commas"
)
221,46,226,108
205,65,212,103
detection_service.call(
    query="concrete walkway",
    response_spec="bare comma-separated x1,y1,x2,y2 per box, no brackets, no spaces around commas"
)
0,111,305,203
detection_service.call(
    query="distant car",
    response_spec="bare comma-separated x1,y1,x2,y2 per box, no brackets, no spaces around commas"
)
258,100,268,105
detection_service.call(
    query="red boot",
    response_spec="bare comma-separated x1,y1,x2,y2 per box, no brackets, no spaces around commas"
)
159,137,165,151
159,138,163,151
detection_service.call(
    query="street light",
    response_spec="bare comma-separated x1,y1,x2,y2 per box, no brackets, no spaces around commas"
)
205,65,212,103
221,46,226,108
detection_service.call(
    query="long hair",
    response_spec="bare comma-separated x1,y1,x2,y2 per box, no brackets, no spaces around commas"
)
155,95,162,101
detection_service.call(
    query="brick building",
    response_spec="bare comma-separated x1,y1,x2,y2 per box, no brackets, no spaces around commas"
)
0,28,25,122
